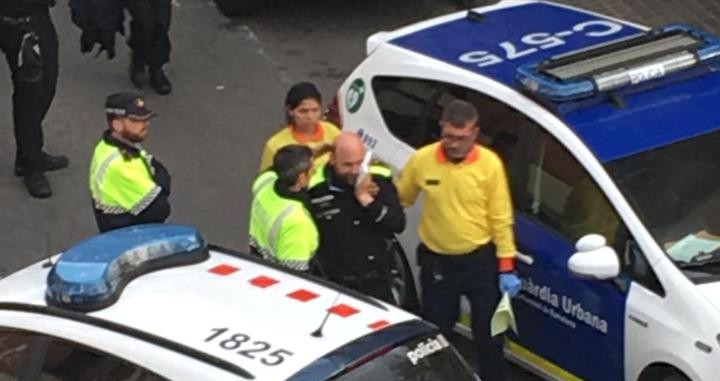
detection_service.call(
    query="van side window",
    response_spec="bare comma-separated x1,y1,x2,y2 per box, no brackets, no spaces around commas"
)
520,131,625,247
371,76,536,205
371,77,444,148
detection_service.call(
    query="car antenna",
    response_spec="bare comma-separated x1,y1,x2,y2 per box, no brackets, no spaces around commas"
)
42,232,53,268
311,291,342,338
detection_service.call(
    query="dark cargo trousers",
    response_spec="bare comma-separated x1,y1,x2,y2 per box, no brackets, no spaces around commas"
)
0,11,58,174
418,243,506,381
126,0,171,69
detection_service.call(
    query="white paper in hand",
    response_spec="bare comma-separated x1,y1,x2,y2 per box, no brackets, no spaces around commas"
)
355,150,373,187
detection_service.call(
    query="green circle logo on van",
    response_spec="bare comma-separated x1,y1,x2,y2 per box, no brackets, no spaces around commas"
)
346,79,365,113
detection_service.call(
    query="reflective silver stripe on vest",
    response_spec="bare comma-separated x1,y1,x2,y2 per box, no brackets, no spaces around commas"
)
94,150,123,191
93,200,127,215
277,258,309,271
253,174,276,195
130,186,161,216
268,204,296,255
249,236,275,262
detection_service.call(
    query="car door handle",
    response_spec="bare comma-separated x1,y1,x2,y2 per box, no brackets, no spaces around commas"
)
628,314,648,328
516,251,534,266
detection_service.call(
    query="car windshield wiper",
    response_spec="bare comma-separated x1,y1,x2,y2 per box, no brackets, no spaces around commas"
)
677,251,720,269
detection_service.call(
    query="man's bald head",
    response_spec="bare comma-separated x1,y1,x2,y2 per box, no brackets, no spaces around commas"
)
331,132,367,185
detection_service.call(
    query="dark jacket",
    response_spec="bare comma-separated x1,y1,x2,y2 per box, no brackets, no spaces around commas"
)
0,0,53,17
308,165,405,280
94,132,171,233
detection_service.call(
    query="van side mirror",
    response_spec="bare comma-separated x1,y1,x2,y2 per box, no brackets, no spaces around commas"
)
568,234,620,280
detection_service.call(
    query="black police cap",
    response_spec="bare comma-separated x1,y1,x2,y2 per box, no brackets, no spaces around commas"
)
105,92,156,120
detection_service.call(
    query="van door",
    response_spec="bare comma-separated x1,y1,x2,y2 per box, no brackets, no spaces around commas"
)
506,127,628,380
369,76,629,380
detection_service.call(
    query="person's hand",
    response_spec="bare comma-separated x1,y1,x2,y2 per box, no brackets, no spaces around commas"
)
499,272,522,297
97,31,116,60
312,142,333,158
367,180,379,196
354,174,376,207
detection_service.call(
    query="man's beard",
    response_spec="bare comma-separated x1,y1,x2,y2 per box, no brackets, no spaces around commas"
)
123,130,146,144
340,174,357,186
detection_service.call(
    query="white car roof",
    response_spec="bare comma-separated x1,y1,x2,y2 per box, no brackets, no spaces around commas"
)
0,247,418,380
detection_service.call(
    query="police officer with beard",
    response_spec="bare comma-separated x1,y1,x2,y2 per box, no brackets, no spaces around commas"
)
308,132,405,303
89,92,171,232
0,0,69,198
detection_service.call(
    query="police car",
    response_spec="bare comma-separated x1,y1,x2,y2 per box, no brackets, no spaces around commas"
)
330,1,720,380
0,224,476,380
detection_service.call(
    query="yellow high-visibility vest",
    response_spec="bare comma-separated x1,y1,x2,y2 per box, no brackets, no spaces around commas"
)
89,140,159,216
249,171,319,271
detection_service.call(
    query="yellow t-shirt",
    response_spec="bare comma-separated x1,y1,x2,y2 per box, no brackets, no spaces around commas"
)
258,121,341,172
395,142,516,259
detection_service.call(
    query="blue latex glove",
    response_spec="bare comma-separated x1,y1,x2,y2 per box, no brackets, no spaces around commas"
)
499,272,522,297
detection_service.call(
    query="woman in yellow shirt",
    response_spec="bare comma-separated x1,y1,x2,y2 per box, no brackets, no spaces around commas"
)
258,82,341,172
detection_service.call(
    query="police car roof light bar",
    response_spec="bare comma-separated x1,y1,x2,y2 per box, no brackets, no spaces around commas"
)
46,224,209,312
516,24,720,102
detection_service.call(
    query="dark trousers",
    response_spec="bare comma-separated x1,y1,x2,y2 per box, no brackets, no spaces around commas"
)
418,244,506,381
0,11,58,173
126,0,171,69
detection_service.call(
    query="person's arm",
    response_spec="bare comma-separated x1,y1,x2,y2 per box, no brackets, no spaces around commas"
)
358,176,406,234
105,162,168,221
150,157,171,196
274,213,319,271
487,157,517,272
394,154,421,208
135,193,171,224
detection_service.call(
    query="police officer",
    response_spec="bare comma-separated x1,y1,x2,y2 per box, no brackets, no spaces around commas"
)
249,145,318,271
395,100,522,381
69,0,173,95
0,0,68,198
89,92,171,232
308,132,405,303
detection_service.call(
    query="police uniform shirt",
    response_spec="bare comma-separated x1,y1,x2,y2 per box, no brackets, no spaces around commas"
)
308,164,405,277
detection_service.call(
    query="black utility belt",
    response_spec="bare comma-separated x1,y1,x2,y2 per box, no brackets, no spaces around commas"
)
424,242,495,257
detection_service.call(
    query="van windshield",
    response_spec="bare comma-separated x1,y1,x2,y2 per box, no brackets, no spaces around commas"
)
605,129,720,278
332,333,476,381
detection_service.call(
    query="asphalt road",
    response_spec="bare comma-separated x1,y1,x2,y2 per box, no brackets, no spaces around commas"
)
2,0,719,379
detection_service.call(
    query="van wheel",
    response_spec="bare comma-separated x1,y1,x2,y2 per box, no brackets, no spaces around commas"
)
659,374,689,381
388,238,420,313
640,366,690,381
214,0,259,15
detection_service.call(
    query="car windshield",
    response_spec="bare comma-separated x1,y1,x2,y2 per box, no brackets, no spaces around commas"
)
605,129,720,278
332,332,476,381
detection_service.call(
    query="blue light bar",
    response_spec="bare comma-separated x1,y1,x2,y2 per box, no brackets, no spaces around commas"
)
46,224,208,311
516,24,720,102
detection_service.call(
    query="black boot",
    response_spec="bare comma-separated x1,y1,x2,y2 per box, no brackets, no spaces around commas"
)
24,172,52,199
130,54,149,88
149,67,172,95
15,152,69,177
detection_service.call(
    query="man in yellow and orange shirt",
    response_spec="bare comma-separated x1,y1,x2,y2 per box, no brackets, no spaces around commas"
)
395,99,521,381
259,82,340,172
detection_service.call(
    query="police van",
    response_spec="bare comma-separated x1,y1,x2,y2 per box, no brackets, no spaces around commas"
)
0,224,476,380
330,1,720,380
